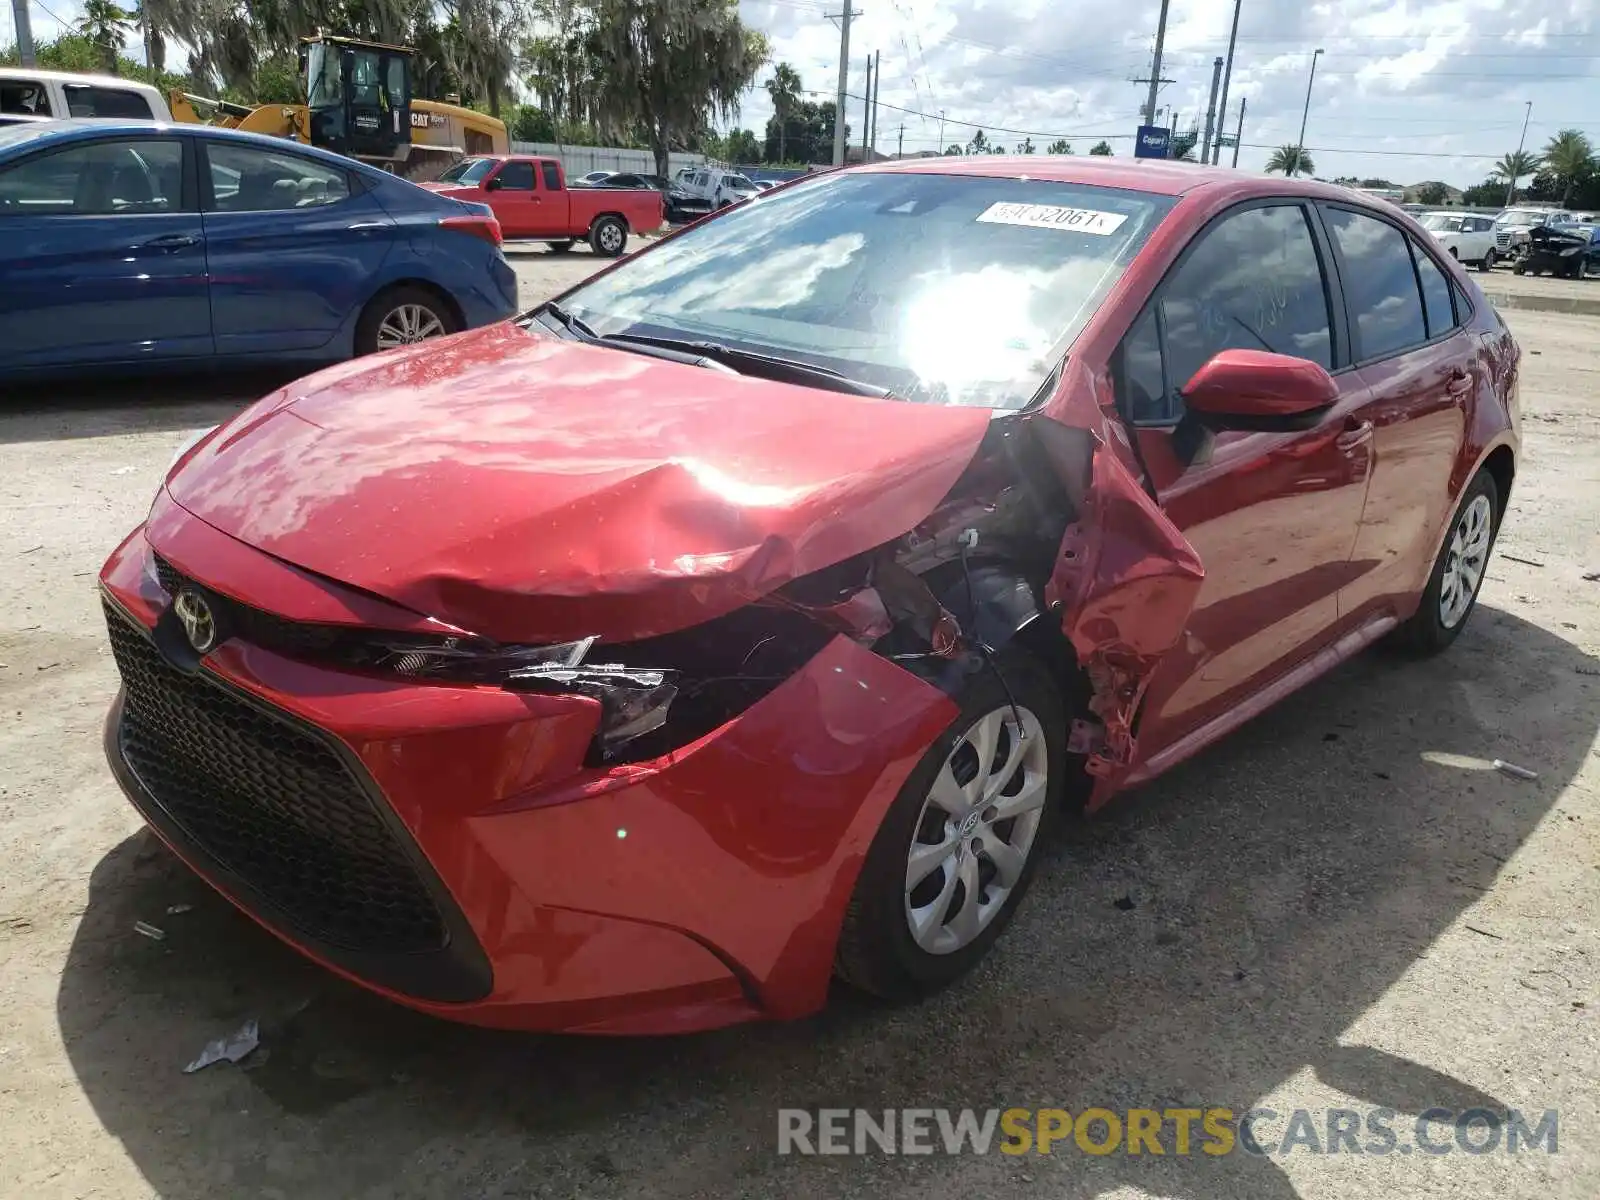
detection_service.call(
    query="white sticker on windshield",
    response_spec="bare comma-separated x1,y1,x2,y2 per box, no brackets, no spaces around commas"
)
975,202,1128,235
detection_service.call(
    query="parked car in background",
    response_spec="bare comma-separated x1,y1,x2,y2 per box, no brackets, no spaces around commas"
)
1418,211,1499,271
576,170,614,185
1513,222,1600,278
752,179,777,192
0,67,167,121
0,120,516,379
424,154,663,255
589,170,712,222
679,166,760,208
1493,206,1596,261
98,156,1518,1035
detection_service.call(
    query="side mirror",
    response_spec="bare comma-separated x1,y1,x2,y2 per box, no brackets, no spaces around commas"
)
1181,349,1338,433
484,176,503,191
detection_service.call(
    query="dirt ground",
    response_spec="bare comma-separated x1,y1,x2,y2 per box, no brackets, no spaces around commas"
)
1,249,1597,1200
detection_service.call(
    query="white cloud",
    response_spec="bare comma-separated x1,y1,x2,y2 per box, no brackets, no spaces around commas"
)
732,0,1600,187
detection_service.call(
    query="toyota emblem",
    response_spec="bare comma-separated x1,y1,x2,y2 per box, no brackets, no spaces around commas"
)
173,590,218,654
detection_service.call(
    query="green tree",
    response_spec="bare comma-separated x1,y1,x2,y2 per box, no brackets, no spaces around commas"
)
965,128,989,154
1541,129,1595,207
1414,181,1450,206
1266,144,1314,177
1170,129,1198,162
77,0,135,73
723,127,761,163
586,0,768,177
1490,149,1542,201
1015,137,1035,154
1045,138,1071,154
765,62,802,164
1089,140,1112,155
762,97,840,165
1461,178,1506,207
944,143,962,155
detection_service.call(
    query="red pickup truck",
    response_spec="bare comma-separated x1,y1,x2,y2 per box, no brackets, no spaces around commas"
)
422,156,664,257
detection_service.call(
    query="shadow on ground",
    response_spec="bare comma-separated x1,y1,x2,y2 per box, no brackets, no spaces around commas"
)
56,605,1598,1199
0,370,297,445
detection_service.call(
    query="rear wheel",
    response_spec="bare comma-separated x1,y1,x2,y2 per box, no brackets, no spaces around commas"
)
1393,469,1500,656
354,285,459,356
1480,249,1497,272
589,216,627,257
835,652,1066,1001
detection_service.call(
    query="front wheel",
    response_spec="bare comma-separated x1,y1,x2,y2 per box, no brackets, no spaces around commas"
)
353,285,458,356
1392,469,1500,656
834,652,1066,1001
589,216,627,257
1480,249,1497,272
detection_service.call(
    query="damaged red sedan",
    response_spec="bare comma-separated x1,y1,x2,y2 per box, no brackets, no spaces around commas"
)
100,158,1520,1034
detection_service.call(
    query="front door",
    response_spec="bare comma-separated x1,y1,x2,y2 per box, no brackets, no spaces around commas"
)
200,139,396,355
0,135,212,370
1114,201,1374,757
484,159,543,237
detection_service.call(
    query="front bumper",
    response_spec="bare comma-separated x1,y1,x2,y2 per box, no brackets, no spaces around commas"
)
99,513,956,1033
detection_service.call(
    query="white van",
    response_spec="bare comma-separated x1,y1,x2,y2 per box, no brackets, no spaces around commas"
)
680,167,759,209
1416,211,1499,271
0,68,170,122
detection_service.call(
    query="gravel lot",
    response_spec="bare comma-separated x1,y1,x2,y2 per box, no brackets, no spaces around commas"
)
1,248,1597,1200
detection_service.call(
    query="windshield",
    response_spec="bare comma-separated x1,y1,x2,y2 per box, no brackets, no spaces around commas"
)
554,171,1175,410
436,157,495,184
1419,214,1463,232
305,42,342,109
724,175,755,190
1496,210,1543,228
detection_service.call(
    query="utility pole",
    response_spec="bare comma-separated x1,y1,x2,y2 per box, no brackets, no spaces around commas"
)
860,54,873,161
828,4,858,167
938,109,946,153
897,123,904,158
11,0,36,66
1212,0,1241,164
869,49,880,157
1232,96,1246,169
1506,100,1533,207
1201,56,1223,164
1142,0,1173,126
1295,47,1324,176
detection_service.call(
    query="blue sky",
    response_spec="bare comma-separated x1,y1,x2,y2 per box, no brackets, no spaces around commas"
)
733,0,1600,187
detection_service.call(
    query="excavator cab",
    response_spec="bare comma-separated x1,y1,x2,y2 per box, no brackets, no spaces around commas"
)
301,36,412,164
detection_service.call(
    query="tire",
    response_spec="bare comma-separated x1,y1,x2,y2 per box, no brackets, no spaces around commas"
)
835,651,1067,1001
1448,247,1459,261
1480,249,1497,272
589,216,627,257
353,285,459,356
1513,263,1527,275
1392,469,1500,656
547,240,574,254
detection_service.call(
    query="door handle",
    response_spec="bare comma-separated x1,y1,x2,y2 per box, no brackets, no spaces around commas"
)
1447,369,1474,396
1336,418,1374,449
346,221,389,231
141,232,199,251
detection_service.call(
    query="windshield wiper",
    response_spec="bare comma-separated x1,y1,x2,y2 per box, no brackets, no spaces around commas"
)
600,332,894,398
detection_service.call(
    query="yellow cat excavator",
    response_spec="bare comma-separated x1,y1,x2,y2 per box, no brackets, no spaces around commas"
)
169,35,507,181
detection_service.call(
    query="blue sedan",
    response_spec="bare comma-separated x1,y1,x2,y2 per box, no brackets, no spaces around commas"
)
0,120,519,378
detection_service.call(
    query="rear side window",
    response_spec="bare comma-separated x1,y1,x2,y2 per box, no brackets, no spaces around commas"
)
1325,207,1427,361
0,139,183,215
497,160,535,190
541,161,562,191
0,79,52,116
62,84,155,119
1158,203,1334,402
206,143,350,212
1410,241,1457,339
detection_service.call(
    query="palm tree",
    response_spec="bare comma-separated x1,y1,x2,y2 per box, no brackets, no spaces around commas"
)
78,0,135,73
1490,149,1542,201
765,62,802,164
1266,144,1314,177
1015,137,1035,154
1045,138,1072,154
1541,129,1595,207
966,129,990,154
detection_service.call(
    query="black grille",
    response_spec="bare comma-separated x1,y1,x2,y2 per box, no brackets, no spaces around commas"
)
104,601,448,956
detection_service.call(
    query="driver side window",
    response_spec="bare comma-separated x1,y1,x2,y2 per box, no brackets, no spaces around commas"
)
1119,203,1335,424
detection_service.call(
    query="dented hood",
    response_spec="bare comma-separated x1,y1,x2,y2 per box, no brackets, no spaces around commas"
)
165,324,993,641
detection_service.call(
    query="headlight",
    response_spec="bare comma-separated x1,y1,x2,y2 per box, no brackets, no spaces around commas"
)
508,663,678,760
366,634,595,681
167,425,218,473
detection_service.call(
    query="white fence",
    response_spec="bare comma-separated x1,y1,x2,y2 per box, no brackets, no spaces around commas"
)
510,142,710,178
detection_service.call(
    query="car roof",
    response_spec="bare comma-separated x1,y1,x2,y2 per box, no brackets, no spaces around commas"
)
0,118,394,178
0,67,162,91
855,154,1373,202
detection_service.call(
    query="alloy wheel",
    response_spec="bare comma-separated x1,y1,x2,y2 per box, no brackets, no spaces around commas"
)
904,704,1049,956
1439,493,1493,629
375,304,448,349
599,222,623,252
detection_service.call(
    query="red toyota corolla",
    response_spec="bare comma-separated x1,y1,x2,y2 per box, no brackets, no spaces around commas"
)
100,158,1519,1034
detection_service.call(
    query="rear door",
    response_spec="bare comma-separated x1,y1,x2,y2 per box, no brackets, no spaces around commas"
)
1319,204,1477,625
1113,200,1375,756
199,138,397,355
0,134,210,370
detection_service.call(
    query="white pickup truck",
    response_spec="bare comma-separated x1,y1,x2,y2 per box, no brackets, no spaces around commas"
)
675,166,760,210
0,68,169,122
1416,211,1499,271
